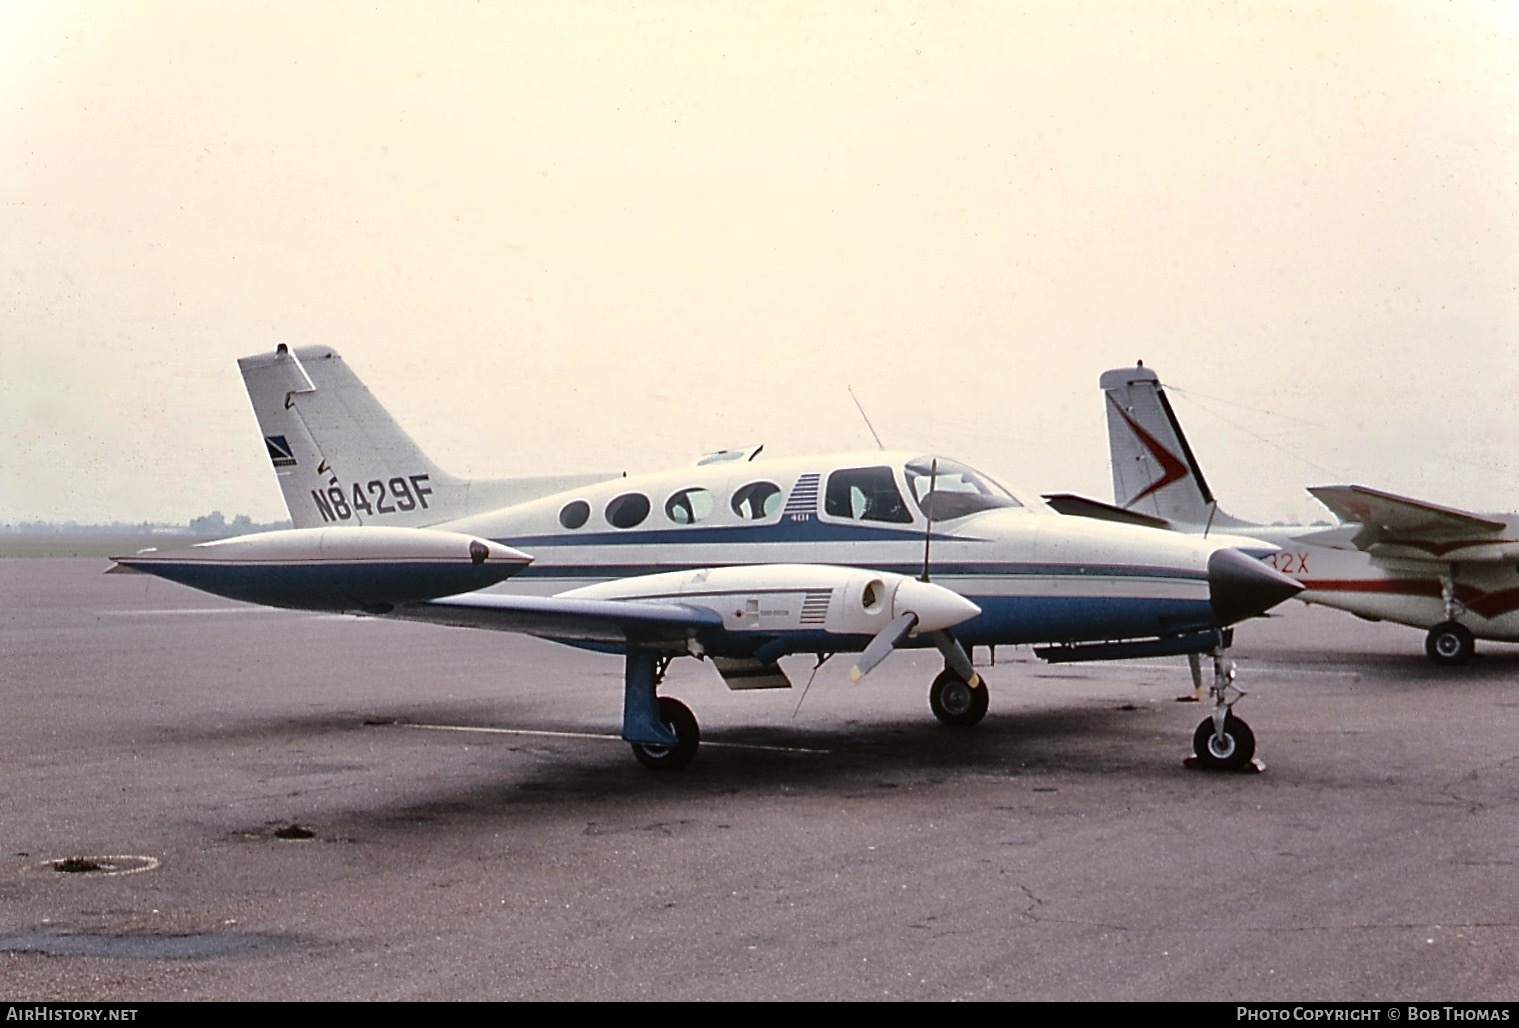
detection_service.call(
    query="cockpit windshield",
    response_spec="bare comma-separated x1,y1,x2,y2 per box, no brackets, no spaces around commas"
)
904,457,1023,521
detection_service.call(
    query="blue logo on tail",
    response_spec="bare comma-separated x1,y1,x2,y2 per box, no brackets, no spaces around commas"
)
265,435,296,468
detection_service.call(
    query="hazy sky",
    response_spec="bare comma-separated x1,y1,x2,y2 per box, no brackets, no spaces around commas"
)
4,1,1516,526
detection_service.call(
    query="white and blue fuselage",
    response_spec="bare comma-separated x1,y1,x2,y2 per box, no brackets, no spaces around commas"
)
434,450,1268,653
111,346,1304,769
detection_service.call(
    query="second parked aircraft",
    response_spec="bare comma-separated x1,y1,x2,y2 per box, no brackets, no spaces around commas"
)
1098,363,1519,666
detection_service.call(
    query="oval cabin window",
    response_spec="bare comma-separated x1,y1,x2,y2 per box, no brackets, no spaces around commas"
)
731,481,783,520
605,492,651,529
665,487,715,525
558,500,591,529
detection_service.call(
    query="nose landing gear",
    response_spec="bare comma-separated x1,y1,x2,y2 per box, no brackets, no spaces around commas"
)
1190,648,1257,772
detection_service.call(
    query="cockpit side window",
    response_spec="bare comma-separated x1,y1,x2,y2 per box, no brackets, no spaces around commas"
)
904,457,1021,521
824,466,913,524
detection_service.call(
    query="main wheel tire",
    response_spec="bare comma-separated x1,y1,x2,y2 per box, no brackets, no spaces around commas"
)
1191,713,1256,772
1425,622,1475,666
629,697,700,771
929,669,989,727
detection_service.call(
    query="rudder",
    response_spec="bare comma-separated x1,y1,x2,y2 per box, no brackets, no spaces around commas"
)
240,345,614,530
240,345,463,529
1100,364,1241,528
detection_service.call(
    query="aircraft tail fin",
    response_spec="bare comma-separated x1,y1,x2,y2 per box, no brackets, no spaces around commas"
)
1099,365,1252,530
239,345,611,529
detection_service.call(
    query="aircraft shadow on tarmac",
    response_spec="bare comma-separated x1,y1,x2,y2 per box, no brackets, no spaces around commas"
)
136,640,1519,838
172,699,1201,839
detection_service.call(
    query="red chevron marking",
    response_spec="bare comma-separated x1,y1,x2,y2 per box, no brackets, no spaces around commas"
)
1116,406,1190,506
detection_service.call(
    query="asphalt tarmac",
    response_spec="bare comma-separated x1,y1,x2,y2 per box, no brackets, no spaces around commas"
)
4,558,1518,1001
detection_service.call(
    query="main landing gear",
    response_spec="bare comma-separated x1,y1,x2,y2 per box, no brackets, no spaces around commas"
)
622,650,701,771
629,696,700,771
620,647,996,770
1190,647,1256,772
1425,622,1475,665
1426,571,1476,666
929,668,989,727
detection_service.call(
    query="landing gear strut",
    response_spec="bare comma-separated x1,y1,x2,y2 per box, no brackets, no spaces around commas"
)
926,631,989,727
1191,647,1255,771
1426,571,1474,665
622,650,700,770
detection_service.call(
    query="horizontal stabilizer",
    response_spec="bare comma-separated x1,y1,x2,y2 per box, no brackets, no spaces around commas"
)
110,527,532,611
1042,493,1171,530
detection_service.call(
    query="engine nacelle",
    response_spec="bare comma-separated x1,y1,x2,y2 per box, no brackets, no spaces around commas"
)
561,564,979,637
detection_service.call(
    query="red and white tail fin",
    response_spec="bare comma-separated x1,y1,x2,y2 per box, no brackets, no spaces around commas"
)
1100,365,1250,530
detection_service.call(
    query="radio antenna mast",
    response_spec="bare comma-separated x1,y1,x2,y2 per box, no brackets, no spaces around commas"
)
848,385,885,451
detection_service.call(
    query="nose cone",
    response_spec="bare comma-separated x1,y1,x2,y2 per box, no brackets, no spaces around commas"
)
893,578,982,632
1208,548,1302,626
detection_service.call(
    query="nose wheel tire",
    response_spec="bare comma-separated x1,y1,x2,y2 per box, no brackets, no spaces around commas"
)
929,669,989,727
1191,713,1255,771
630,697,700,771
1425,622,1474,666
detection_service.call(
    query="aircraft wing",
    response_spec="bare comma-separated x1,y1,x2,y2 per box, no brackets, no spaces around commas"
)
1308,485,1504,535
391,593,726,647
1307,484,1513,560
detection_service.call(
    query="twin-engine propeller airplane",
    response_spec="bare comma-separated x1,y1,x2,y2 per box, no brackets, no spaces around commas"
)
111,346,1301,771
1090,363,1519,667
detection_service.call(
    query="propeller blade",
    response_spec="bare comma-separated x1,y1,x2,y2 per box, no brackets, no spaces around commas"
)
849,612,918,682
929,630,982,689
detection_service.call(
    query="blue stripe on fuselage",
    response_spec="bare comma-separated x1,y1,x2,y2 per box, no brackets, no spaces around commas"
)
498,519,967,549
952,594,1216,646
503,560,1207,582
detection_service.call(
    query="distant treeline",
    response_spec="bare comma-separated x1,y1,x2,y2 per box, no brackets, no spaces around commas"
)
1,512,293,539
